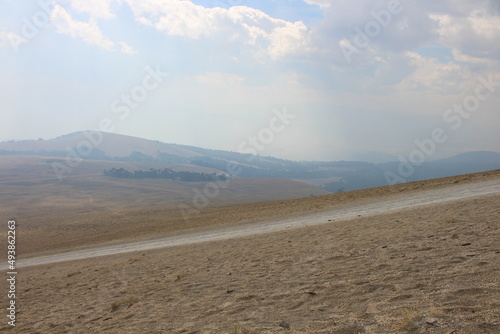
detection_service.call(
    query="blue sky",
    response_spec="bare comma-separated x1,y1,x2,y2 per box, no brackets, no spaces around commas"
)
0,0,499,161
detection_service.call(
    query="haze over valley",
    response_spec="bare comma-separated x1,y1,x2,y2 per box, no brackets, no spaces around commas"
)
1,131,499,193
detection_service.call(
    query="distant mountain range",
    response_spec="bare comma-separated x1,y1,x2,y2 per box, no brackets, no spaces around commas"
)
1,131,499,192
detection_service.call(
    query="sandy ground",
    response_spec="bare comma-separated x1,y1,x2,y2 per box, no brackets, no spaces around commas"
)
6,178,499,270
5,169,500,258
1,171,499,333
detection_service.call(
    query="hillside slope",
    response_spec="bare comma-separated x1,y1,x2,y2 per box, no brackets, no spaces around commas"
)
4,171,499,333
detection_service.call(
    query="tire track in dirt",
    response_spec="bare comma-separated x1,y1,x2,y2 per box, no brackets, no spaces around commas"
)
2,179,499,270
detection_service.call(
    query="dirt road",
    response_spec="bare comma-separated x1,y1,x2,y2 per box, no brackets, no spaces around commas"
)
2,179,499,270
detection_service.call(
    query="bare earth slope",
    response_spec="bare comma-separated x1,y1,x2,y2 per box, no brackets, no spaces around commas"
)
1,171,499,333
4,178,499,269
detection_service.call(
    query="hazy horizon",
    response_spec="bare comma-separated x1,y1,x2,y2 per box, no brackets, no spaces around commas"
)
1,0,499,161
2,129,500,165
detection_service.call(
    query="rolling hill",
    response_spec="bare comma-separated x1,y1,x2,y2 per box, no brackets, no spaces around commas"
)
1,130,499,192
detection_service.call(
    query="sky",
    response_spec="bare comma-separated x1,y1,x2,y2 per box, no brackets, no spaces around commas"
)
0,0,499,162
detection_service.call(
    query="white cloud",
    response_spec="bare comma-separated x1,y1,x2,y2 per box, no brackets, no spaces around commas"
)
50,5,136,55
124,0,309,60
303,0,332,8
69,0,116,19
118,41,137,55
268,22,309,60
432,13,500,60
50,5,115,51
395,51,471,94
308,0,439,67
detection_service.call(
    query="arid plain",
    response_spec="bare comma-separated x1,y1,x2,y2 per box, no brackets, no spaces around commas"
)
1,169,499,333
